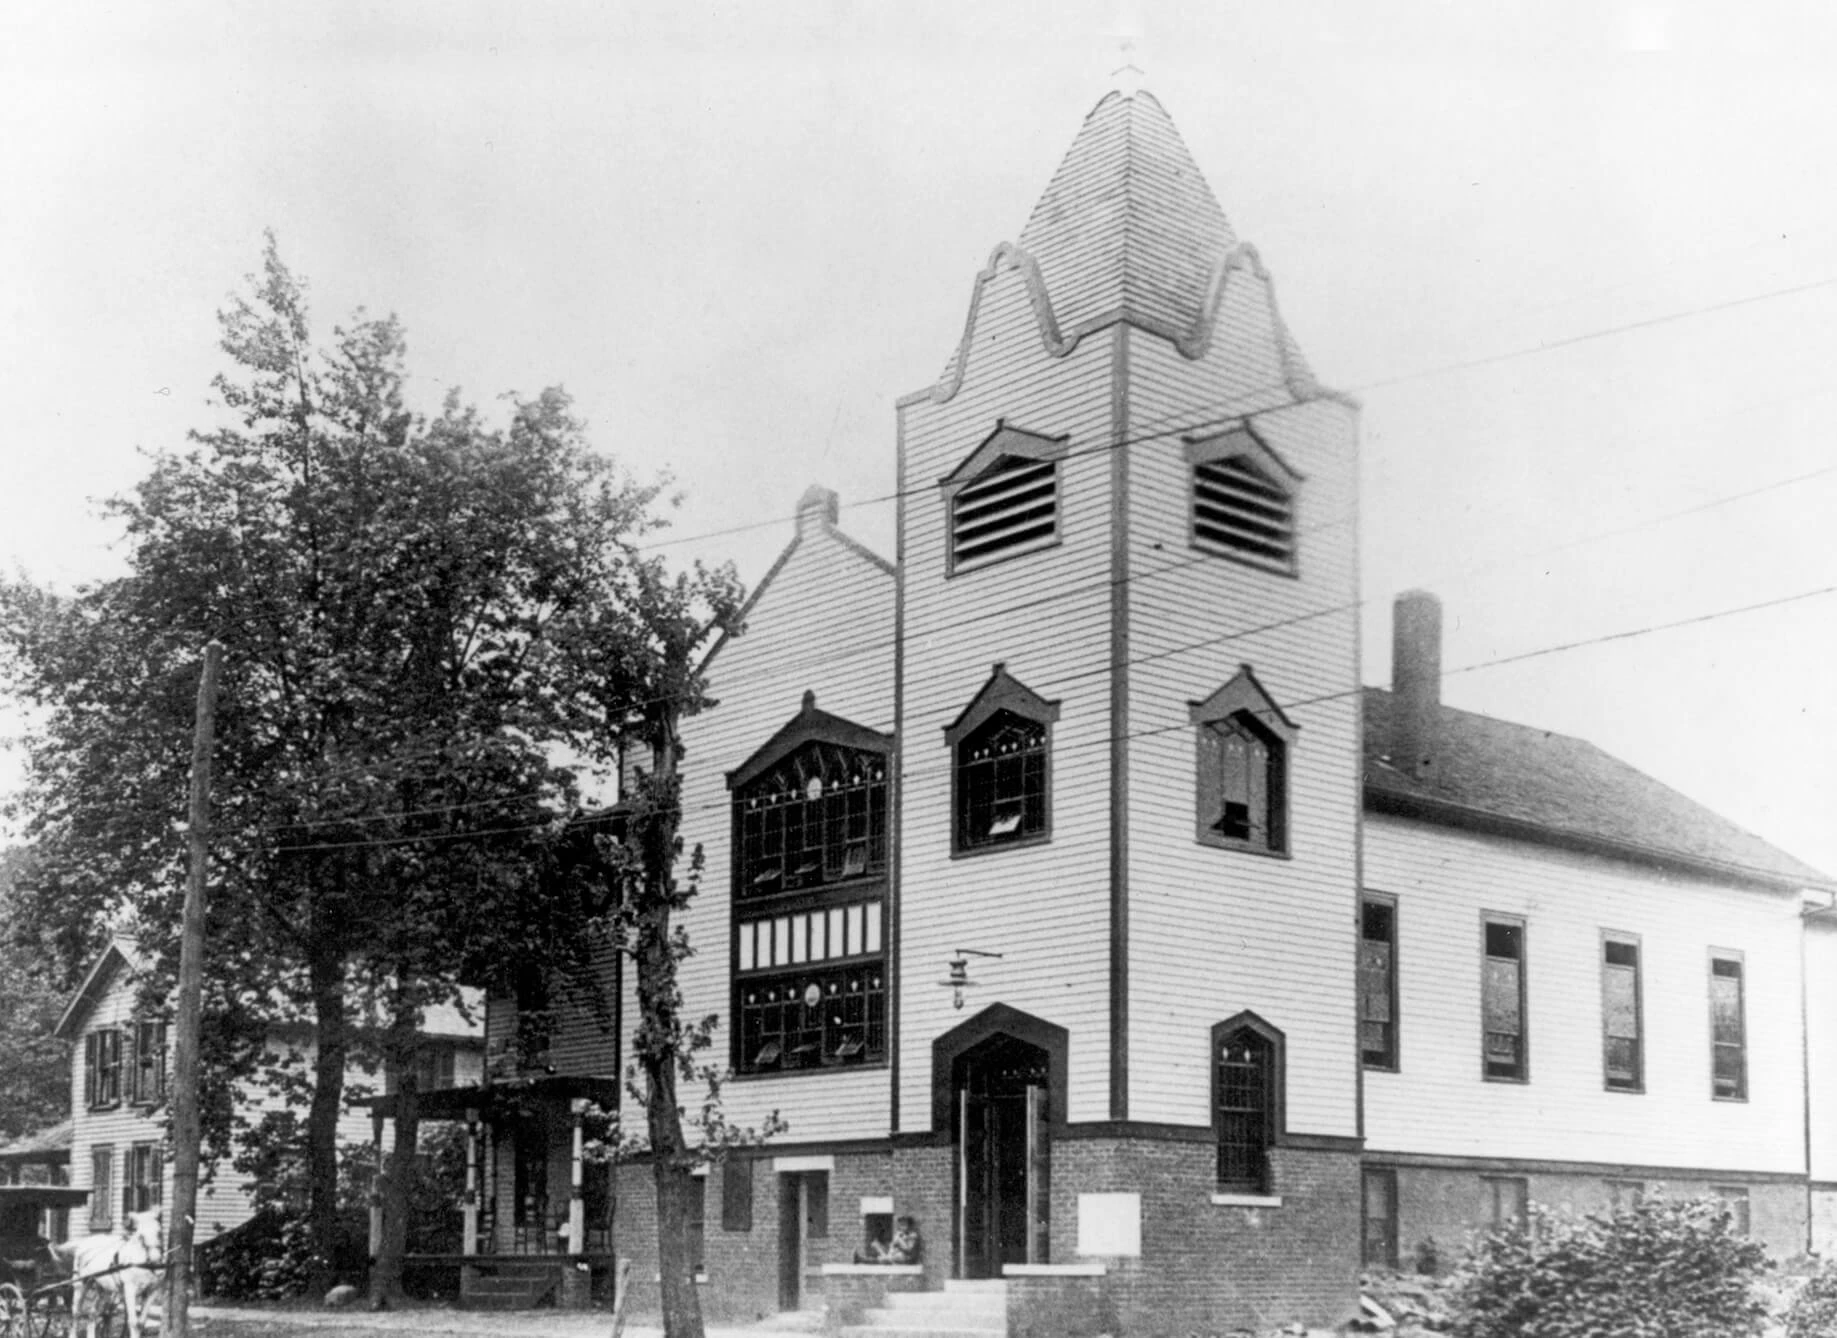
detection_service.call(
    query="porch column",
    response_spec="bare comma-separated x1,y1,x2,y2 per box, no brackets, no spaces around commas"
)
567,1097,586,1254
462,1110,480,1257
367,1109,385,1258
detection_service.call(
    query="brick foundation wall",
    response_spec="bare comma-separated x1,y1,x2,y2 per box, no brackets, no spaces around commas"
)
1373,1163,1809,1269
1056,1138,1362,1336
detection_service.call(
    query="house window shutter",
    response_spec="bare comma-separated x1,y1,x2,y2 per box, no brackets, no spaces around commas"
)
85,1033,97,1107
721,1158,753,1232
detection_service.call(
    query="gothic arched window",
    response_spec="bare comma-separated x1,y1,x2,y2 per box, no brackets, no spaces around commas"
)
1213,1012,1285,1196
1190,666,1297,856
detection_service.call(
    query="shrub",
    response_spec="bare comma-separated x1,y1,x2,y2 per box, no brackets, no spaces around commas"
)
1449,1194,1771,1338
1786,1258,1837,1338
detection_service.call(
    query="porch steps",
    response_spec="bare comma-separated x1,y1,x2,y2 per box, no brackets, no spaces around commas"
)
460,1259,560,1311
842,1279,1007,1338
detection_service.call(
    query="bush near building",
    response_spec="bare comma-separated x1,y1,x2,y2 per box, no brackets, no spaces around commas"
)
1449,1195,1770,1338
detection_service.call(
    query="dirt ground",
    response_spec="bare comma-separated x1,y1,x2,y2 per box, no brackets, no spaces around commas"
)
190,1303,825,1338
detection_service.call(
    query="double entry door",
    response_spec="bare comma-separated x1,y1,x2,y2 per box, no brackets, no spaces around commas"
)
955,1035,1050,1279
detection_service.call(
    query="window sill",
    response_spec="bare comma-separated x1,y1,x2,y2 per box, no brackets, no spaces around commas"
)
822,1263,924,1277
1210,1192,1282,1208
1194,836,1291,860
1712,1094,1749,1104
1604,1084,1644,1095
1362,1062,1399,1075
1482,1074,1529,1085
951,832,1051,861
729,1059,889,1083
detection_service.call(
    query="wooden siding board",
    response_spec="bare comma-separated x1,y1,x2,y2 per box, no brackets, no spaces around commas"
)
897,265,1119,1132
1121,332,1362,1138
1809,920,1837,1182
1363,812,1805,1172
669,511,897,1143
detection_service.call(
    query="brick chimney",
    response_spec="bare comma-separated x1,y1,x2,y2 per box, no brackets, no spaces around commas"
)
1391,590,1442,779
796,484,840,535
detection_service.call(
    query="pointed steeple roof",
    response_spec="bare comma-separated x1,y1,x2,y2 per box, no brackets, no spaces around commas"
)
1018,90,1237,345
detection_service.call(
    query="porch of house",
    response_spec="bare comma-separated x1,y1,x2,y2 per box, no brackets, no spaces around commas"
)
360,1075,620,1310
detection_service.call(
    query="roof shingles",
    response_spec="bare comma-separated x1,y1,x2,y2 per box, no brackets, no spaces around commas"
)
1364,687,1833,892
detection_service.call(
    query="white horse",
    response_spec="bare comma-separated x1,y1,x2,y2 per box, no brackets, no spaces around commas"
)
53,1209,163,1338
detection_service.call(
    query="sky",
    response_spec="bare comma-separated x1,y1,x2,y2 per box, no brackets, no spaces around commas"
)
3,1,1834,875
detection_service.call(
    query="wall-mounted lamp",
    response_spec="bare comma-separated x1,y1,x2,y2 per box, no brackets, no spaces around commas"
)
940,948,1004,1010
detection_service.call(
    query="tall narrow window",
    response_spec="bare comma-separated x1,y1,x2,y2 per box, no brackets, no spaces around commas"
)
1190,666,1297,856
1482,918,1527,1081
86,1029,122,1108
1186,424,1302,575
1602,935,1642,1092
1360,896,1398,1070
1212,1014,1283,1196
687,1174,707,1277
126,1143,162,1214
90,1147,114,1230
1710,955,1747,1100
1362,1168,1398,1269
131,1019,167,1105
940,423,1069,575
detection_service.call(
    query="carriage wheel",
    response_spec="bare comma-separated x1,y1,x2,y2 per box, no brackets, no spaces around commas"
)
0,1283,28,1338
27,1290,67,1338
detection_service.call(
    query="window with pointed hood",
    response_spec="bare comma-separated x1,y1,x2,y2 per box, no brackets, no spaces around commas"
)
1186,424,1301,575
729,692,892,1076
1190,666,1298,856
940,422,1070,575
1213,1012,1284,1196
945,664,1060,853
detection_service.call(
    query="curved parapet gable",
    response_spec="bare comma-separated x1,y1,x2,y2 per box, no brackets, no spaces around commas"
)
900,237,1353,411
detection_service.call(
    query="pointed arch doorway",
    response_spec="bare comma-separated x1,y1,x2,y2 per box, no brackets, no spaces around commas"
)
933,1004,1068,1279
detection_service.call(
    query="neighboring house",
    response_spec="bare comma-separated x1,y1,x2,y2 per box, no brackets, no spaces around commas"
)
436,85,1834,1332
0,1118,75,1242
56,938,483,1240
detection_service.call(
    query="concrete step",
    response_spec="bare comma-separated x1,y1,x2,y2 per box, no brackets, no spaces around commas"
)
864,1310,1005,1332
841,1328,1003,1338
884,1293,1004,1309
461,1291,549,1311
942,1279,1008,1294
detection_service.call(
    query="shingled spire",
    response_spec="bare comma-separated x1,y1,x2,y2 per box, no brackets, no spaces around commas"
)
1017,90,1238,346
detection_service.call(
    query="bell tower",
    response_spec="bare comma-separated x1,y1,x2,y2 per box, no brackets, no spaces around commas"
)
892,89,1361,1156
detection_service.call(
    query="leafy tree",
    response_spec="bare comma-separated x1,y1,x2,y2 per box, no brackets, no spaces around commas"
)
0,847,70,1146
0,235,741,1304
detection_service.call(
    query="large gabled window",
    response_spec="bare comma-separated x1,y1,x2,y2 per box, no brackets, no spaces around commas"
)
940,422,1070,575
945,664,1059,854
1190,666,1297,856
729,692,892,1076
1185,424,1301,575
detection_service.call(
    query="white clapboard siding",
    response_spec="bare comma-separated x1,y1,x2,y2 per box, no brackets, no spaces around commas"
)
666,496,897,1144
1363,812,1805,1172
1804,918,1837,1183
1123,316,1361,1135
897,253,1119,1131
67,958,483,1242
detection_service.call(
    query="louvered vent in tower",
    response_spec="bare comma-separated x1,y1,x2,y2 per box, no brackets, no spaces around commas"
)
1193,455,1294,572
951,456,1059,571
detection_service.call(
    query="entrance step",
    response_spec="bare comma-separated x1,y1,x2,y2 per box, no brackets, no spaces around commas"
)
841,1279,1006,1338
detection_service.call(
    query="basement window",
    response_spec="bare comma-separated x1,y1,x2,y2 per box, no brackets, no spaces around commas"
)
1186,425,1301,576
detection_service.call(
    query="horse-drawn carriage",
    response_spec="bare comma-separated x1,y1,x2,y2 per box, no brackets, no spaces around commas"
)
0,1189,161,1338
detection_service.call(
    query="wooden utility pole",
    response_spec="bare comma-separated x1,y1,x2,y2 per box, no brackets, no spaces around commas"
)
166,641,222,1338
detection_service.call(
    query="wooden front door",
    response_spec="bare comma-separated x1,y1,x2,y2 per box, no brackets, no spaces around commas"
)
778,1171,829,1309
955,1035,1050,1279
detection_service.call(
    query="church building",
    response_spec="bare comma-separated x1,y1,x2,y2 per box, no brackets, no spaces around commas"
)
460,86,1835,1334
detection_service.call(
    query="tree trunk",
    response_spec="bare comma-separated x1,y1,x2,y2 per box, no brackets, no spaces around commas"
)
635,723,705,1338
370,1030,421,1307
306,941,348,1298
639,901,703,1338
